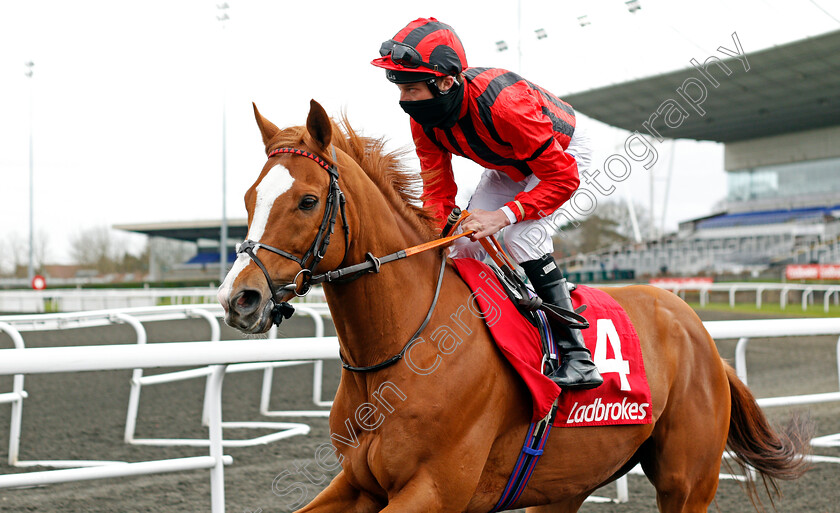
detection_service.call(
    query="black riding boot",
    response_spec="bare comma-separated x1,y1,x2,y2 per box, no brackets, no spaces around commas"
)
520,255,603,390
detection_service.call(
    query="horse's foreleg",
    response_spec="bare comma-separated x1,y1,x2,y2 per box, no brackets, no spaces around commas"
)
295,471,382,513
374,469,478,513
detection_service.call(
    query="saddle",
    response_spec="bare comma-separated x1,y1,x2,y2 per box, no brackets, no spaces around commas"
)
490,261,588,329
483,260,587,365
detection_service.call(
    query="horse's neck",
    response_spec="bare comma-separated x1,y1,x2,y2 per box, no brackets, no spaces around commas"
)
322,183,441,372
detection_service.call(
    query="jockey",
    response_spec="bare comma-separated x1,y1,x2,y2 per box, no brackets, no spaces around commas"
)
372,17,602,390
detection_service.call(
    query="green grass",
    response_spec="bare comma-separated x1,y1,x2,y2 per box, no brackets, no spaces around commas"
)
155,296,214,307
43,298,61,313
686,300,840,318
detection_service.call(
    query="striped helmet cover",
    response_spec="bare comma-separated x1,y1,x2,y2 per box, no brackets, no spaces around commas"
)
371,17,468,79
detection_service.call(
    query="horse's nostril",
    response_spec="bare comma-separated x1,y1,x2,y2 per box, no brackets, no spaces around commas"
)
234,289,262,314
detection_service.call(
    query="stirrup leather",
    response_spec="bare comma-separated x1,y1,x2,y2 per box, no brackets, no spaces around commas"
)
519,296,589,330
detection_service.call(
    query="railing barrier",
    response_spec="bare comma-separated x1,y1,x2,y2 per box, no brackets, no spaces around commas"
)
3,306,840,508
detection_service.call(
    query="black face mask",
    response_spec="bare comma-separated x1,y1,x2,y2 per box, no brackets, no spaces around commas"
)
399,81,464,128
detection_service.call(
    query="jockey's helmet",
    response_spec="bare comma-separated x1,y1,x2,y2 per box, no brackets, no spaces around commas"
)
371,17,468,84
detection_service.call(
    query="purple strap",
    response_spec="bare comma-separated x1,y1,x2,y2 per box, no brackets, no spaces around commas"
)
489,310,557,512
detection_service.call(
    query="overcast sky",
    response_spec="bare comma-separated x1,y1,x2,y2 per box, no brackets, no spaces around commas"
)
1,0,839,265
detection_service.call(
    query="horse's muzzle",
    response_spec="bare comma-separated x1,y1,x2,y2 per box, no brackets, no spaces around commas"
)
225,283,295,334
224,288,273,333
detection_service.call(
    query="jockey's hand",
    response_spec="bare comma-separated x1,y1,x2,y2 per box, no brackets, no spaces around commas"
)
461,209,511,241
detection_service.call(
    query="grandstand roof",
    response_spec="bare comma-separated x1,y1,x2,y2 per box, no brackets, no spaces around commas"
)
114,219,248,243
563,30,840,143
695,204,840,230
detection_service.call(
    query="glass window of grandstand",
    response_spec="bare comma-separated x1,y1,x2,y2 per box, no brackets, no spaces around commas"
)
727,157,840,203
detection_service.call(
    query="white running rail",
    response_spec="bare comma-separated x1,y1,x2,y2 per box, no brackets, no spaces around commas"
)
705,318,840,452
0,286,327,313
0,337,340,512
0,303,335,453
3,305,840,507
653,282,840,312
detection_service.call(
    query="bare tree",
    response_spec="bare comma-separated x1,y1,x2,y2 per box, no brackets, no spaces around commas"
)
0,236,9,276
70,227,197,277
143,237,196,277
597,200,652,241
69,226,131,273
2,230,49,277
5,232,27,277
33,229,49,273
552,200,653,256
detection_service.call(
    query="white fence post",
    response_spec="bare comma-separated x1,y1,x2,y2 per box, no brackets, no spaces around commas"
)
0,322,27,466
734,337,750,385
207,365,227,513
115,313,147,444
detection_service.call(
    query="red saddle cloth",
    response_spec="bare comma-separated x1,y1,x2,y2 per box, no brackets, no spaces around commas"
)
451,258,652,428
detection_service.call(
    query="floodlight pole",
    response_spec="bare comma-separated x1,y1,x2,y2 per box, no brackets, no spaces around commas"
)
661,139,676,236
498,1,546,76
517,0,523,73
220,99,228,284
217,3,230,284
25,61,35,282
650,165,656,239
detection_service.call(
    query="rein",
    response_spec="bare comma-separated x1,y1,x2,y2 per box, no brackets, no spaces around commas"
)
340,255,447,372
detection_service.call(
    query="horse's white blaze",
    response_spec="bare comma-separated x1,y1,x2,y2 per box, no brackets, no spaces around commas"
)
218,164,295,305
217,253,251,308
250,164,295,242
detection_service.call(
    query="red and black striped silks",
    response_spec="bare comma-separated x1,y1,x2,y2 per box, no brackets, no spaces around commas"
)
414,67,580,224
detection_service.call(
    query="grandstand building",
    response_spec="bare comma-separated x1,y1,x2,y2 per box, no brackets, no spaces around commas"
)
114,219,247,282
560,29,840,278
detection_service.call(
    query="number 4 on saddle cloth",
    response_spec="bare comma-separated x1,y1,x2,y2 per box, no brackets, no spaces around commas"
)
450,257,653,429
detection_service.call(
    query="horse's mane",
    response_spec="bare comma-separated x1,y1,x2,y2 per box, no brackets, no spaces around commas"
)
272,117,438,242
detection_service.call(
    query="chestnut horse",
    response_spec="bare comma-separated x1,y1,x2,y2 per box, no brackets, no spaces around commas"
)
218,100,809,512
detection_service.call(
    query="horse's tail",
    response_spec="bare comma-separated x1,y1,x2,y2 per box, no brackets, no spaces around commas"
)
724,362,812,507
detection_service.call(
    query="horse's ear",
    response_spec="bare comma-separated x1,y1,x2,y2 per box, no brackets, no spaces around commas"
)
253,102,280,149
306,99,332,150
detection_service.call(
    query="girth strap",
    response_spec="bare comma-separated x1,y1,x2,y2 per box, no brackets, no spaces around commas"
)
492,310,559,512
490,398,558,512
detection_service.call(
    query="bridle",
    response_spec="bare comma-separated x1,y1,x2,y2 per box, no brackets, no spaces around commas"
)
233,144,463,373
236,146,349,325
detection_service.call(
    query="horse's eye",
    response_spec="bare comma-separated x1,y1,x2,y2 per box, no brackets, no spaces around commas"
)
299,196,318,210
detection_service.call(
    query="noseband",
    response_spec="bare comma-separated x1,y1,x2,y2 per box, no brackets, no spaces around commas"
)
236,146,350,326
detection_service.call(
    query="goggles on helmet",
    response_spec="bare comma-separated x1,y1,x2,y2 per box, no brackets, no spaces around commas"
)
379,39,439,72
